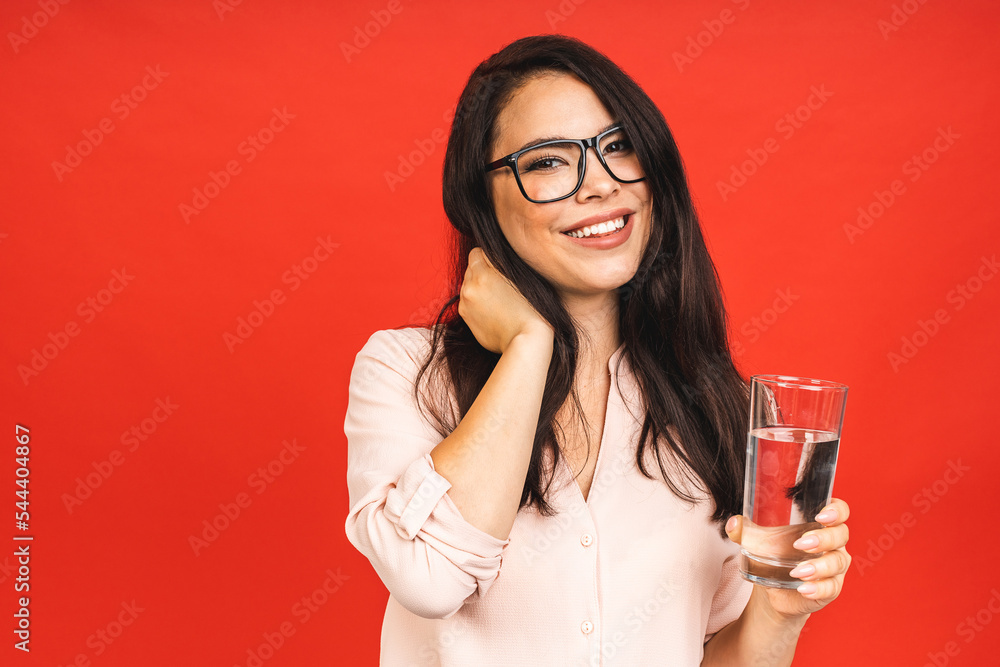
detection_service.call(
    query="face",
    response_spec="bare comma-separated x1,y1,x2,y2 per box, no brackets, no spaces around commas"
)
487,72,652,303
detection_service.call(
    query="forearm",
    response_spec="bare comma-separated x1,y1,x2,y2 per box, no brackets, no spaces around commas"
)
429,327,554,541
702,587,810,667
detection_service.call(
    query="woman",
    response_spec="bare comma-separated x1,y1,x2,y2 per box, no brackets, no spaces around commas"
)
344,35,851,666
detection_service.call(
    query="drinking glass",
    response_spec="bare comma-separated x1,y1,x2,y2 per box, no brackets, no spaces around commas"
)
739,375,849,588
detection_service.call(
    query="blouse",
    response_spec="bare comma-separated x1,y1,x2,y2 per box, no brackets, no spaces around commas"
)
344,326,753,666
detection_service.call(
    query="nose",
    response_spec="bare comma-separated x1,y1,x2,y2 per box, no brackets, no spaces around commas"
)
575,145,620,201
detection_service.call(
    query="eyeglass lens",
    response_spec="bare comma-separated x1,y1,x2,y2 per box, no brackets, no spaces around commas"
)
515,129,643,202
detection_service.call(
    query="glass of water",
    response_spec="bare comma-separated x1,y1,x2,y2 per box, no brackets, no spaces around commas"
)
739,375,849,588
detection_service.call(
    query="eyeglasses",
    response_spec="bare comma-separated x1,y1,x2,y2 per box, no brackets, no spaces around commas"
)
484,125,646,203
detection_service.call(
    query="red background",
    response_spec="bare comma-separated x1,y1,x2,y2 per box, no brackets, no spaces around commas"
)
2,1,999,665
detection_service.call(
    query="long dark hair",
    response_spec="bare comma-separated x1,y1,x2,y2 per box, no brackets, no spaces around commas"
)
403,35,749,534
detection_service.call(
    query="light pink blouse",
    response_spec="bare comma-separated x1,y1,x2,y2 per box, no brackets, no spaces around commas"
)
344,327,753,666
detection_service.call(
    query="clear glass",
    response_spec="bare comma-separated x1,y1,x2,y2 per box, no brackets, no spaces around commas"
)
740,375,849,588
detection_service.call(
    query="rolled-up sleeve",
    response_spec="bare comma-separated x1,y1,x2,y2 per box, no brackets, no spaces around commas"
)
344,329,510,620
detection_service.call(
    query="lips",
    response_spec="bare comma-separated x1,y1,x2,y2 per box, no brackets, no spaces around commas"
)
559,212,634,249
560,208,634,235
563,215,627,238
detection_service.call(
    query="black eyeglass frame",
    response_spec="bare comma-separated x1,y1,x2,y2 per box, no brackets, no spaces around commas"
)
484,125,646,203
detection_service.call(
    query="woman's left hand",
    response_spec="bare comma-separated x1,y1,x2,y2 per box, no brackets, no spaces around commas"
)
725,497,852,619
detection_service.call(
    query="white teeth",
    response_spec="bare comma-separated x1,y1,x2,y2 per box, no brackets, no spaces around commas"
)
566,216,626,238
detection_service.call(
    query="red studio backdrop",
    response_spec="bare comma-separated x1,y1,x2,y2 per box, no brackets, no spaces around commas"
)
2,1,998,665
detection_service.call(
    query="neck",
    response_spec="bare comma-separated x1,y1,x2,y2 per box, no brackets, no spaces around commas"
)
561,290,622,383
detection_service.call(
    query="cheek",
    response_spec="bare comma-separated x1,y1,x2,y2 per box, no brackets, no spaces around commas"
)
495,200,552,250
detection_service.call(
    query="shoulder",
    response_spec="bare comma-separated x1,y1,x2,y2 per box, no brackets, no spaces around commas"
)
357,325,434,357
352,326,437,377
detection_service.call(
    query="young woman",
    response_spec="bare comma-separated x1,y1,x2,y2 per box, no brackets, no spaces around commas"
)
344,35,851,666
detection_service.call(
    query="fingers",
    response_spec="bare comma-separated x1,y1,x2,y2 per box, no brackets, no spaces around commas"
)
814,497,850,526
793,569,846,601
793,522,849,553
724,515,743,545
789,547,852,581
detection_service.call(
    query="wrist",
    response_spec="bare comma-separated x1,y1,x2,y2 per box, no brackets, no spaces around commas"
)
748,586,811,631
510,321,554,350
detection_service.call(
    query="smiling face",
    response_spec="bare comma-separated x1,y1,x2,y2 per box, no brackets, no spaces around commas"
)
487,72,653,303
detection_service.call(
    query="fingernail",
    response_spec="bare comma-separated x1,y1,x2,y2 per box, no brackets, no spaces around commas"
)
797,582,817,596
815,508,838,523
726,516,737,533
793,534,820,550
789,562,815,578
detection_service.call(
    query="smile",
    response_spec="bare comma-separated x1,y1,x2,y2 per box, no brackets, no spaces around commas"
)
559,213,634,249
562,215,627,239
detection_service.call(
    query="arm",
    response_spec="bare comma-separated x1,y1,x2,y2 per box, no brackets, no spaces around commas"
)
702,498,853,665
343,326,553,619
429,326,554,540
702,587,810,666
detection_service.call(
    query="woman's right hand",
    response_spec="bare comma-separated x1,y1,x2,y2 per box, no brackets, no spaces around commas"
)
458,247,553,354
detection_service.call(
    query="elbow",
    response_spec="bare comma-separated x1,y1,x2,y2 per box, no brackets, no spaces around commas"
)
389,583,471,620
368,536,491,620
366,548,485,620
345,509,499,621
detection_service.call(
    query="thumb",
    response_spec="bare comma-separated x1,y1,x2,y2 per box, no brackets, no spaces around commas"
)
725,515,743,544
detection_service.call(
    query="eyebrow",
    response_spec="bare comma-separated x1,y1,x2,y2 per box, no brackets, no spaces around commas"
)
513,121,620,153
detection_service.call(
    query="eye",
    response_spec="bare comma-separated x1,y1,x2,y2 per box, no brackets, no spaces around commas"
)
523,155,569,172
603,138,633,156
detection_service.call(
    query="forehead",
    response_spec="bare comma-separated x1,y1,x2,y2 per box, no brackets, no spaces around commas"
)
492,72,614,155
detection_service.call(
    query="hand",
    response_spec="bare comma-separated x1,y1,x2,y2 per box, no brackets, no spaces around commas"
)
458,247,553,354
725,497,852,619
